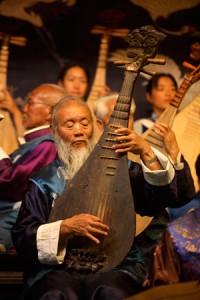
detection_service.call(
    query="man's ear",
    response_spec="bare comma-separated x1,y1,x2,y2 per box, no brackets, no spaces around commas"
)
96,119,104,132
49,124,55,137
46,109,52,123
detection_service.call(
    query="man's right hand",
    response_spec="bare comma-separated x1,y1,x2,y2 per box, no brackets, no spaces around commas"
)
60,214,109,244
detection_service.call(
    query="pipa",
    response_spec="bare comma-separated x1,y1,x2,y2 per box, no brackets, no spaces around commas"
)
49,26,166,272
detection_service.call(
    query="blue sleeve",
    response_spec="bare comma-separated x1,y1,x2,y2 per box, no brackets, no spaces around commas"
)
12,181,52,262
129,161,177,216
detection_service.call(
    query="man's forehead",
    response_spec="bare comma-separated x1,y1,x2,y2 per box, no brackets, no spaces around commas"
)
29,87,49,99
58,102,91,119
63,102,90,113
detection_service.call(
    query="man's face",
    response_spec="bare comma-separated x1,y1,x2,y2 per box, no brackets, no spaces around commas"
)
55,102,93,149
22,86,52,130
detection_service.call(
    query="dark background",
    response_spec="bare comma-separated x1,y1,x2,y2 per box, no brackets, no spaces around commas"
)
0,0,200,119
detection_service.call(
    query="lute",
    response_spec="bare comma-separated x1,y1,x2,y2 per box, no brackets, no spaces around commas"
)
0,33,26,154
128,43,200,165
48,26,166,272
172,43,200,191
87,23,129,141
87,25,129,109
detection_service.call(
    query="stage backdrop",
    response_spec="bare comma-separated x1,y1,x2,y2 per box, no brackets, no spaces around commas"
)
0,0,199,119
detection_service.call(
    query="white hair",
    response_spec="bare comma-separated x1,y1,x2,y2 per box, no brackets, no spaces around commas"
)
94,92,136,120
51,96,92,132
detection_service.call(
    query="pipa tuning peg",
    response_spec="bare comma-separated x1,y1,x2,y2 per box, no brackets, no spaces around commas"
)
190,42,200,62
126,52,137,58
183,61,196,71
115,65,126,69
147,58,166,65
140,68,157,76
114,60,130,67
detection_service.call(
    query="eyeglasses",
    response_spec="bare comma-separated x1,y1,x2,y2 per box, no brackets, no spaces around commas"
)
24,98,52,108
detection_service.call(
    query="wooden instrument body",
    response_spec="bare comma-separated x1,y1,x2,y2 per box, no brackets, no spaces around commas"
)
87,26,130,141
172,93,200,191
86,31,111,141
143,106,178,154
87,26,130,109
49,133,135,271
86,32,109,109
172,45,200,191
49,71,137,271
0,111,18,155
0,34,21,154
49,26,166,272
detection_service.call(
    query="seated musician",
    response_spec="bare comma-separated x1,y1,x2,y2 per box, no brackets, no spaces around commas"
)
12,96,179,300
94,91,135,131
0,84,66,252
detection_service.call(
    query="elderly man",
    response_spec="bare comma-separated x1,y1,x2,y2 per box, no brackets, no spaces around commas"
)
12,96,178,300
0,83,66,251
94,92,135,132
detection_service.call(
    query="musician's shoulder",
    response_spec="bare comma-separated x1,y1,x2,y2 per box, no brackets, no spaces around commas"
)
29,159,65,196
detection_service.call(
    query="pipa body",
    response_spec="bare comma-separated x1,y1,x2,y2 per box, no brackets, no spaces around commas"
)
48,26,167,272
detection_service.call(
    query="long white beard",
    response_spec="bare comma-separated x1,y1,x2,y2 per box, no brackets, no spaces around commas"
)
54,132,95,180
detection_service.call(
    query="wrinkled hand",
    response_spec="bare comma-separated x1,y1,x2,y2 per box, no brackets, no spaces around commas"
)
112,127,164,170
61,214,109,244
112,127,150,155
154,122,179,162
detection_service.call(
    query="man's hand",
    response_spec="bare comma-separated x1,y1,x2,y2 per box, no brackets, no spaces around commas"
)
112,127,164,170
60,214,109,244
113,127,151,155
